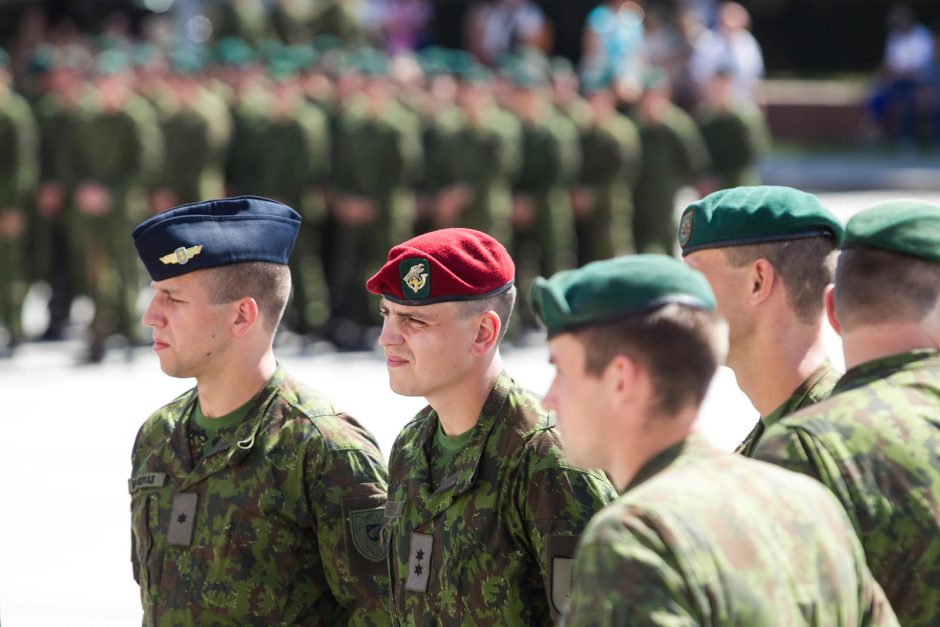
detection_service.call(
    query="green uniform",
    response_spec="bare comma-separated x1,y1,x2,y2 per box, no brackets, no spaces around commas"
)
130,367,390,625
30,89,83,336
696,101,769,189
736,361,840,457
253,93,332,334
573,109,641,264
0,85,38,347
563,434,897,626
513,107,580,326
154,85,231,205
434,105,521,245
632,104,709,255
73,89,162,353
754,350,940,626
384,371,617,624
330,97,422,330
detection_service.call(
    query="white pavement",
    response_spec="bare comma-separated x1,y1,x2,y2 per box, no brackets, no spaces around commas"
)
1,190,938,626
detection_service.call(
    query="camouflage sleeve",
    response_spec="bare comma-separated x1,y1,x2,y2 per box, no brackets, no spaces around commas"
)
306,424,391,626
563,511,697,626
752,426,864,536
511,431,617,620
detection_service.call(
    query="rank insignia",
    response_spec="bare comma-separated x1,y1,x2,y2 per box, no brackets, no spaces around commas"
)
159,244,203,266
399,258,430,299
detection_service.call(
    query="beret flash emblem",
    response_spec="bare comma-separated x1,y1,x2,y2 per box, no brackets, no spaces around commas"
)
678,211,694,247
160,244,203,266
400,258,430,299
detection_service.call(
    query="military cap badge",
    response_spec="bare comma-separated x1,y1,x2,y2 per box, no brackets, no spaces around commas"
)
159,245,203,266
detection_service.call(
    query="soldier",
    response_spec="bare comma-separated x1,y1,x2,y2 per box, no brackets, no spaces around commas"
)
72,50,163,361
0,49,38,355
754,200,940,625
329,53,422,348
680,186,843,455
29,45,81,341
367,228,616,624
529,254,897,626
507,60,581,325
151,50,231,213
130,196,390,625
631,69,710,255
571,71,642,264
242,55,332,338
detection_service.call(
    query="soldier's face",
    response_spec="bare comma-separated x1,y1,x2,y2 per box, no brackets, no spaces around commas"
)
141,272,234,379
684,249,753,368
378,298,481,400
542,334,615,471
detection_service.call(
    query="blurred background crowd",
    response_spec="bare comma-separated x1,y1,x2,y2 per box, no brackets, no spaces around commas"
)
0,0,935,361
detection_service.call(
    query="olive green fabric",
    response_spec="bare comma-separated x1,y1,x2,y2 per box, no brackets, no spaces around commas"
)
530,254,716,337
679,185,843,255
843,199,940,261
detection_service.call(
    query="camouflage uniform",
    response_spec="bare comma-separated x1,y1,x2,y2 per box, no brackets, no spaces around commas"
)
130,367,390,625
736,361,840,457
754,350,940,626
384,372,617,624
563,434,897,626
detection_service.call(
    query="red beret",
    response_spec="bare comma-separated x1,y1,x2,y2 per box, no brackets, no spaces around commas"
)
366,228,515,305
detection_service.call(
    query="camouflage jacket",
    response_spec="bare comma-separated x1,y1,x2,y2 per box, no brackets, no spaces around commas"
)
130,367,390,626
754,349,940,626
563,434,897,626
384,371,617,625
736,360,840,457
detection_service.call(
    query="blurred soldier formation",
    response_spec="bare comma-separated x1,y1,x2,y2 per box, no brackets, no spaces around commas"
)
0,0,769,360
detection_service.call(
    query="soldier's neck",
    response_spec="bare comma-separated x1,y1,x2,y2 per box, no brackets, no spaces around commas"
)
734,319,829,416
430,355,503,437
196,349,277,418
841,322,939,370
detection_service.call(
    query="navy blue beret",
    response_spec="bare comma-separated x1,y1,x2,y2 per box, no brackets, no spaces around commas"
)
132,196,301,281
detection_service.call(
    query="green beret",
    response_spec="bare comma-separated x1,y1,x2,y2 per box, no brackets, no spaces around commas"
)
530,255,716,336
843,199,940,261
678,186,844,255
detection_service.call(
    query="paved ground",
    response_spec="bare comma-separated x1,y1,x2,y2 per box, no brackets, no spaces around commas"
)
2,189,939,625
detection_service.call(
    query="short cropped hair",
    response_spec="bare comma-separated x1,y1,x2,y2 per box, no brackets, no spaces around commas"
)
571,304,727,418
200,262,292,333
835,248,940,329
723,236,837,325
459,285,517,345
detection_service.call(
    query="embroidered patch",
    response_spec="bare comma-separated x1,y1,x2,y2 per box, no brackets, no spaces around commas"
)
678,210,694,247
127,472,167,494
159,244,203,266
399,258,430,299
349,507,387,562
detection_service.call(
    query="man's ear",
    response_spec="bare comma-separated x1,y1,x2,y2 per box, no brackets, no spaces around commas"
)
231,297,260,338
824,284,841,336
471,310,501,356
748,258,776,306
604,353,642,405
